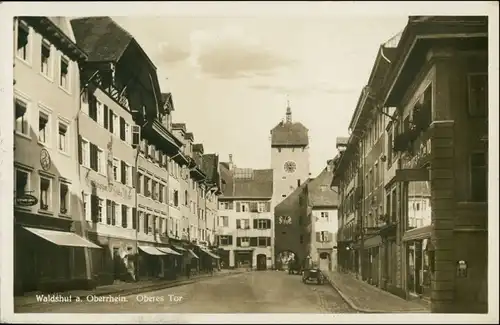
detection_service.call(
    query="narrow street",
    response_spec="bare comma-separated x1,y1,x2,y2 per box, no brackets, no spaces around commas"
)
16,271,357,313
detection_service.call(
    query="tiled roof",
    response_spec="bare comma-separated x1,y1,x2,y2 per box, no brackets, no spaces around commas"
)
270,121,309,146
306,166,339,207
274,179,312,215
201,154,219,184
70,17,133,62
193,144,204,154
219,164,273,198
161,92,174,112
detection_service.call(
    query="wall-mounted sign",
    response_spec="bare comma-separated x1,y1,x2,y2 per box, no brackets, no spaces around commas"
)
40,149,51,171
85,171,133,200
16,194,38,207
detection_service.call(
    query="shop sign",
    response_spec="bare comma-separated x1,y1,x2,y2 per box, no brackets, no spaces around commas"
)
85,171,133,200
16,194,38,207
402,138,432,169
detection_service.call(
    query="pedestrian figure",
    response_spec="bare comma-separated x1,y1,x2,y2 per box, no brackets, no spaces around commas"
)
186,265,191,279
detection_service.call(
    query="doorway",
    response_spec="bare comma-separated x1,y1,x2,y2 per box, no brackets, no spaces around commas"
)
319,252,331,271
257,254,267,270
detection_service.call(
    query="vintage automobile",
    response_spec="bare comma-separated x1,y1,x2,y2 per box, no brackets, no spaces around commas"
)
302,267,324,285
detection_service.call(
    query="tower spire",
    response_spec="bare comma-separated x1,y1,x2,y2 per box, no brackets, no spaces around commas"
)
285,96,292,123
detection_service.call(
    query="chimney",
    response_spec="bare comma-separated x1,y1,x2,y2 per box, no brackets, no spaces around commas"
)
228,154,233,170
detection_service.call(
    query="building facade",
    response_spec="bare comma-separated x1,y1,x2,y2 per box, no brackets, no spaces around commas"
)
217,156,274,270
333,16,488,313
306,160,339,271
13,16,93,294
271,104,310,266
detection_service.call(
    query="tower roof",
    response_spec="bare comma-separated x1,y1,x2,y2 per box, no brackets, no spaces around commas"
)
270,101,308,147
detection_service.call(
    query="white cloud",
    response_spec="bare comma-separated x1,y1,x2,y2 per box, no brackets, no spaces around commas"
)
188,25,295,79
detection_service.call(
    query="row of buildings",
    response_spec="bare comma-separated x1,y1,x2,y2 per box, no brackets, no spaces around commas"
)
13,16,222,294
331,16,488,313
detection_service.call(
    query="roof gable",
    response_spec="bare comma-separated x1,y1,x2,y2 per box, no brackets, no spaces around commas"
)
219,164,273,199
270,121,309,147
306,167,338,207
70,17,133,62
275,179,312,214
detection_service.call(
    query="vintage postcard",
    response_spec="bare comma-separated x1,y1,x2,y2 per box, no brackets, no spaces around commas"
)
0,1,498,324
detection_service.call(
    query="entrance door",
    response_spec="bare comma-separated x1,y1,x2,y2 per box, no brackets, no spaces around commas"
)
257,254,267,270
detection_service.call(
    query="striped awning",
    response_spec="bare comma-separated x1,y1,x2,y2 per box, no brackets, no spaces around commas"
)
172,245,186,251
138,246,166,256
200,247,220,259
186,249,199,259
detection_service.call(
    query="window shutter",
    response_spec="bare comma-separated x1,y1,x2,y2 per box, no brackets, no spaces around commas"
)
120,117,126,141
120,161,126,184
78,135,82,165
122,205,127,228
109,109,114,133
90,143,97,171
266,237,271,247
236,219,241,229
250,202,258,212
316,232,321,242
266,202,271,212
266,220,271,229
253,219,258,229
236,237,241,247
228,235,233,245
90,194,98,222
89,95,97,121
236,202,241,212
132,207,137,229
250,237,257,247
103,105,108,129
229,201,234,210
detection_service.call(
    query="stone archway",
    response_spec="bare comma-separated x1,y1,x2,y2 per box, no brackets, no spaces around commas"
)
275,250,297,270
319,252,331,271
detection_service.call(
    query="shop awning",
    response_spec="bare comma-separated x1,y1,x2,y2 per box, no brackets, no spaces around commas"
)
23,226,101,249
187,249,199,259
172,245,186,251
157,247,182,256
200,248,220,259
138,246,166,256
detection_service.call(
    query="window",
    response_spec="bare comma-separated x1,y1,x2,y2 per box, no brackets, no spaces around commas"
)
238,237,250,247
220,216,229,227
220,235,232,246
297,179,301,187
58,122,68,153
38,111,49,144
40,40,51,76
120,117,126,141
40,177,51,211
257,202,266,212
173,190,179,207
144,176,150,197
124,163,131,186
236,219,250,229
15,98,29,136
467,74,488,117
16,20,30,61
96,99,104,126
15,169,30,198
59,182,69,215
152,180,158,200
97,147,104,173
112,158,119,181
184,190,189,205
83,193,90,221
60,56,69,89
137,173,143,194
159,184,164,203
111,111,119,136
387,130,393,167
97,198,104,223
219,202,232,210
125,122,131,144
321,212,329,221
255,219,271,229
107,201,117,226
257,237,270,247
470,152,487,202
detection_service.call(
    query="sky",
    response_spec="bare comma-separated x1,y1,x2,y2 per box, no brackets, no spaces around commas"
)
110,15,409,176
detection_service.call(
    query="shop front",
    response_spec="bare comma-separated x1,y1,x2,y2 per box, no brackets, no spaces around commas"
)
403,225,432,301
137,245,167,280
363,235,382,287
14,212,101,294
157,246,183,280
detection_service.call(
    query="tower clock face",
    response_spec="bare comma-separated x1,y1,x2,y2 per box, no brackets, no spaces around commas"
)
284,160,297,173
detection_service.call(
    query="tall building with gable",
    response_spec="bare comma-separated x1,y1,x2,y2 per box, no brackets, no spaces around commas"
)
270,103,310,207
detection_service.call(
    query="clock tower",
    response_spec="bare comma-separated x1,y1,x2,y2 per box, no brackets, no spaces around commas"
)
270,102,310,207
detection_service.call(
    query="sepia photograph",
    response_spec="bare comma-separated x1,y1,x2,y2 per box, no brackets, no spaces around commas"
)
0,1,498,323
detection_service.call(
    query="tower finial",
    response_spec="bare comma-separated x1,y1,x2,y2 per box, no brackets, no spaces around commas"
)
285,95,292,123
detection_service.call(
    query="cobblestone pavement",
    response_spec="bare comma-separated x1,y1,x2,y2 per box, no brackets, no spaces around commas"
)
16,271,357,313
